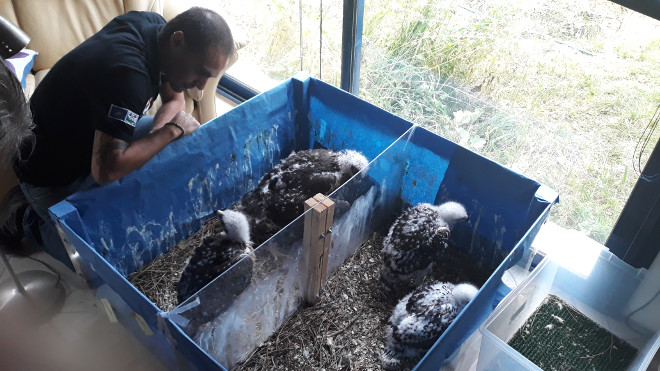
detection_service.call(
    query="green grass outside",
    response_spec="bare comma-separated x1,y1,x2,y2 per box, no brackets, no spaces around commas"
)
359,0,660,243
220,0,660,243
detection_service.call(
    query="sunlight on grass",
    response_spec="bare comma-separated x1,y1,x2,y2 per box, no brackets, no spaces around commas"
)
215,0,344,87
359,0,660,243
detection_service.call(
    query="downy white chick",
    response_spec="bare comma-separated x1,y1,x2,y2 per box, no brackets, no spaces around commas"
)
380,201,468,296
176,209,253,303
230,148,369,246
381,282,479,370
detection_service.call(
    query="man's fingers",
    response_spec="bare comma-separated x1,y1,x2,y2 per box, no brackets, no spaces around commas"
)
172,111,201,135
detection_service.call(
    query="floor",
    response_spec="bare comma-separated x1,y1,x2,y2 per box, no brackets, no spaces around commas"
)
0,241,166,371
0,92,239,371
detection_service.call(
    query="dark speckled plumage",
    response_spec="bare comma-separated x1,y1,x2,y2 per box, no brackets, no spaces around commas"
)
243,148,368,228
176,235,252,303
176,149,369,305
380,202,468,296
176,210,253,304
381,282,478,370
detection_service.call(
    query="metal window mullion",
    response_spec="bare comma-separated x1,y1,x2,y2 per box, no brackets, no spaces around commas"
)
340,0,365,96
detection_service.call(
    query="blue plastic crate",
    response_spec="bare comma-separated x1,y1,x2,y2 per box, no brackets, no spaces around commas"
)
50,73,558,370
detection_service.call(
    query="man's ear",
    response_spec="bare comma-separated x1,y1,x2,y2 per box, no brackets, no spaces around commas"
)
169,30,186,50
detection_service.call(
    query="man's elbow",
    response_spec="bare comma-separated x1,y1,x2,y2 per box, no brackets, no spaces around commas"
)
91,132,131,185
91,165,123,185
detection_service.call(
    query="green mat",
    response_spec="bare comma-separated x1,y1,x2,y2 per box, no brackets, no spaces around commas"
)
508,295,638,371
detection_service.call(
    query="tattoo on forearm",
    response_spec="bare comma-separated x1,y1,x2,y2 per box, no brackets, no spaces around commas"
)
96,139,129,166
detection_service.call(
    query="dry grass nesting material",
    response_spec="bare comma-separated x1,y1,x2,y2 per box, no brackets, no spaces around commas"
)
127,216,223,311
235,233,390,371
129,222,491,371
235,232,491,371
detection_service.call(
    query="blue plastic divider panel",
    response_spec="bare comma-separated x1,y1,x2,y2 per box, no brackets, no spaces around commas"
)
51,73,557,370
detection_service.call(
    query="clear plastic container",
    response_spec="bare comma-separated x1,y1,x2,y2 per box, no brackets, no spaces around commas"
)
478,248,660,371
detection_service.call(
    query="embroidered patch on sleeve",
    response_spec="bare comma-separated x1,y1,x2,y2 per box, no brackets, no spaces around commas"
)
108,104,139,127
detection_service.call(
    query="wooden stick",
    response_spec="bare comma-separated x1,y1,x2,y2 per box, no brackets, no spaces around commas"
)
314,194,335,287
303,196,326,304
302,194,335,304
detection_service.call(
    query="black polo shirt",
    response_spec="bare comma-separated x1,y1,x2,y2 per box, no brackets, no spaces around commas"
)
14,11,165,187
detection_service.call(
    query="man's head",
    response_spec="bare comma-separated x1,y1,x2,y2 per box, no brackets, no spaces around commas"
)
0,60,34,166
159,7,235,93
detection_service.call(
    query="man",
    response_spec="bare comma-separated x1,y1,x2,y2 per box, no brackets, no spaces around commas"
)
0,7,234,268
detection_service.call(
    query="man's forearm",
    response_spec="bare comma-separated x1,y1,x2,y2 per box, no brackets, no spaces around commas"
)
152,98,186,131
92,125,181,185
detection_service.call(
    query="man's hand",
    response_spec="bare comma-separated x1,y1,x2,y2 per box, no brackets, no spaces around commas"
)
91,112,199,185
170,110,201,137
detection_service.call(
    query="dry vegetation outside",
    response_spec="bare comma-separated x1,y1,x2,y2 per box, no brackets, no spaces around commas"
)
215,0,660,244
359,0,660,243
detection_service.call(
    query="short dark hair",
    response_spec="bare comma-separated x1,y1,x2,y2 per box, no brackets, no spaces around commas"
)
0,59,34,166
162,7,235,56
